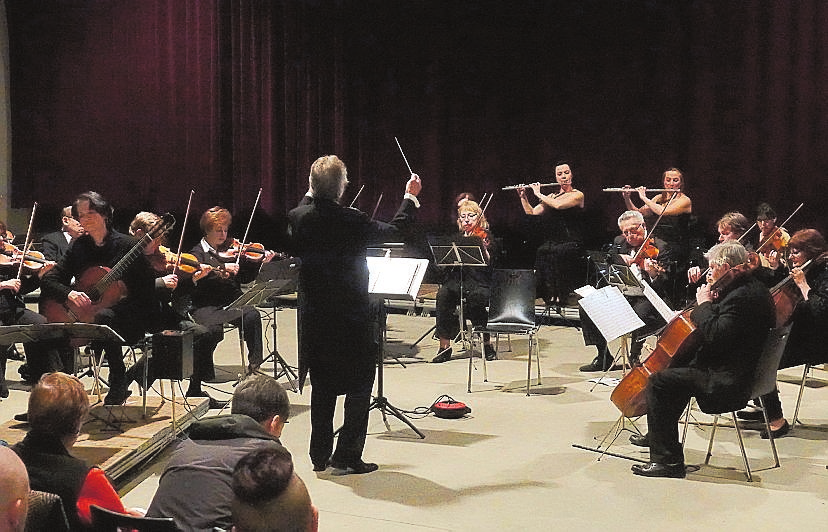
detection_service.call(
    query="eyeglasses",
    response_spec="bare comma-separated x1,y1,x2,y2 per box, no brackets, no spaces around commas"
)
622,223,643,236
458,213,479,221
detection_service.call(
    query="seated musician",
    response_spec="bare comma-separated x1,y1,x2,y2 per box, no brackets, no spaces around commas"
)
188,207,275,374
40,191,160,405
579,210,673,372
0,223,59,397
687,211,750,284
40,206,86,262
736,229,828,439
432,200,497,363
631,241,775,478
122,212,227,408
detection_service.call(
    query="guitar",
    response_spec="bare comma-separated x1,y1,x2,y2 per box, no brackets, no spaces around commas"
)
41,213,175,326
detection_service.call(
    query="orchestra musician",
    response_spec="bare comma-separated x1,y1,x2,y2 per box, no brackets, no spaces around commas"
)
579,210,673,372
736,229,828,439
188,207,275,375
631,240,775,478
40,191,161,405
754,202,790,268
515,161,585,308
431,199,497,363
0,225,59,397
122,212,227,408
687,211,751,284
286,154,421,474
40,206,86,262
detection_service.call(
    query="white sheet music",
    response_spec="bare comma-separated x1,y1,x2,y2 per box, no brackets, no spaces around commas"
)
367,257,429,300
630,265,679,322
577,285,644,343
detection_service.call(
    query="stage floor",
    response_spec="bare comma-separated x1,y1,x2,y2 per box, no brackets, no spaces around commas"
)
3,306,828,530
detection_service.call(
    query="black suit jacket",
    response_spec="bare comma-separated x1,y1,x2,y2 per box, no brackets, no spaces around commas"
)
287,195,417,392
40,230,71,261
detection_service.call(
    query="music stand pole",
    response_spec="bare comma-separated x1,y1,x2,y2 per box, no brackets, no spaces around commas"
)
367,299,425,438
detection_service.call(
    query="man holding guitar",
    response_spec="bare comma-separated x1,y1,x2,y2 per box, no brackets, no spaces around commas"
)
40,191,164,405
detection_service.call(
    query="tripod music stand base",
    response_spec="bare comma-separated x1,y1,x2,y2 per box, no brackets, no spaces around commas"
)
259,350,299,392
368,396,425,439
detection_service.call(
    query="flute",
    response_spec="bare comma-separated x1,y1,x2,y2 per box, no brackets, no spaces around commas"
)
603,188,673,193
502,182,560,191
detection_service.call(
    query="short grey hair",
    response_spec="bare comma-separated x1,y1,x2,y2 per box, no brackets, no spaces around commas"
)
232,374,290,423
309,155,348,202
617,210,645,228
705,240,748,268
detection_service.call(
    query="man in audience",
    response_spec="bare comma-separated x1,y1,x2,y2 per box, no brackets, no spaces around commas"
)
231,446,318,532
0,445,29,532
146,374,290,531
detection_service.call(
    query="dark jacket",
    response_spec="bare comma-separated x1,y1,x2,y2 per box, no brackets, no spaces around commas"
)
40,230,72,262
286,195,417,392
146,414,284,532
688,273,775,412
13,431,93,532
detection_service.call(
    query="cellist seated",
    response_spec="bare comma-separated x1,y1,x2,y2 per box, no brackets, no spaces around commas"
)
630,241,775,478
579,210,674,372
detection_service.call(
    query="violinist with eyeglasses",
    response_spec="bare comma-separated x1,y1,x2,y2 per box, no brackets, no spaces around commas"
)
188,206,277,375
579,210,674,372
431,199,498,363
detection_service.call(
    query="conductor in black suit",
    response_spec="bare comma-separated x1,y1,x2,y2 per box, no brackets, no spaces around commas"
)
287,155,421,475
40,206,85,261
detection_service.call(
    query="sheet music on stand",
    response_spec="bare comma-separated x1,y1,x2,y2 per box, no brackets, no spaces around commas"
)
597,263,677,323
576,285,644,343
366,256,429,300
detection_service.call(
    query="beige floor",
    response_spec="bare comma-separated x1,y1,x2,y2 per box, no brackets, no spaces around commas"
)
3,307,828,531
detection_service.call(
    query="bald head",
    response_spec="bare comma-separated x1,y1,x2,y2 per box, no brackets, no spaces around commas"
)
0,446,29,532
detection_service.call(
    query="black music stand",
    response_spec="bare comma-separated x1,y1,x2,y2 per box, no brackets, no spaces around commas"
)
254,259,300,391
224,278,297,388
428,237,487,357
365,256,429,438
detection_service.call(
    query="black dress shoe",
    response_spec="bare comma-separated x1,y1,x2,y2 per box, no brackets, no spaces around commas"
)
313,459,331,472
631,462,686,478
0,381,8,399
736,408,765,421
629,433,650,447
579,357,617,372
760,420,790,439
186,391,229,410
13,412,28,422
484,343,497,361
431,348,452,363
330,460,379,475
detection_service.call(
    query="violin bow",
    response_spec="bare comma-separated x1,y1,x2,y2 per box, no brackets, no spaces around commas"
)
348,184,365,208
370,193,383,220
236,187,262,266
16,202,38,280
755,202,803,255
173,190,195,276
631,191,677,264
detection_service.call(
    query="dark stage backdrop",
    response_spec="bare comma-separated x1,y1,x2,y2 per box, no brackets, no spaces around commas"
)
6,0,828,262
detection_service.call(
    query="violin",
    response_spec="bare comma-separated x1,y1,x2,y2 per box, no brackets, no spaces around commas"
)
0,242,52,273
216,238,278,263
151,245,206,278
631,237,659,269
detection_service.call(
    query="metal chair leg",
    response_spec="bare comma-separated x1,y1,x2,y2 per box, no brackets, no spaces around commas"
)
792,363,811,427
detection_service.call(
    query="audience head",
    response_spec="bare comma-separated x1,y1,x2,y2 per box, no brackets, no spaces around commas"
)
0,445,29,532
232,375,290,437
716,212,750,243
309,155,348,202
28,372,89,449
72,191,114,230
231,447,317,532
0,221,8,242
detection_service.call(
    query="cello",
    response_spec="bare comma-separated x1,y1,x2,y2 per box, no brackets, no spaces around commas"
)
610,253,760,418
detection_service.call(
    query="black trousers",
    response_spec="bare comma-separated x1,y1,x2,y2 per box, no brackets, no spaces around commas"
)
645,367,712,465
435,278,489,340
309,370,375,467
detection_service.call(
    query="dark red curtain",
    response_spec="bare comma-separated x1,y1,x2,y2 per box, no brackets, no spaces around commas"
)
6,1,828,255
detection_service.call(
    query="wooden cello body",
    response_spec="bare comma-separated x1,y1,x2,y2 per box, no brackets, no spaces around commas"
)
610,309,702,418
